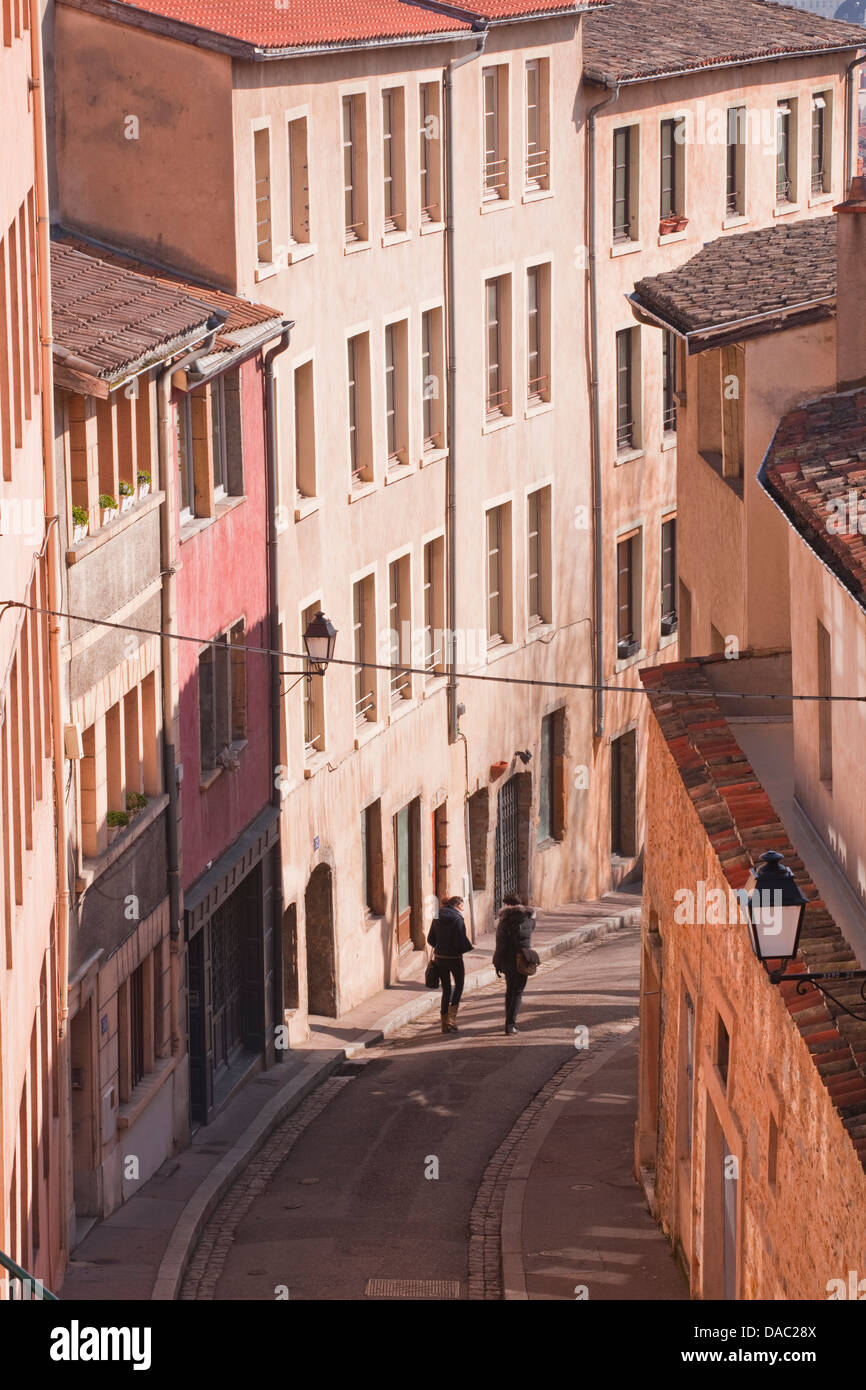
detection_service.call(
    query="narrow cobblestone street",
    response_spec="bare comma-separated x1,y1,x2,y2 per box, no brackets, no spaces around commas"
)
182,927,686,1301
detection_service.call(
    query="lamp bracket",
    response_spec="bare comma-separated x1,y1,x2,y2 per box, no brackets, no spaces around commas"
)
769,968,866,1021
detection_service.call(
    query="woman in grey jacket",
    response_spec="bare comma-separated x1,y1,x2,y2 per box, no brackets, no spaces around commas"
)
492,895,537,1035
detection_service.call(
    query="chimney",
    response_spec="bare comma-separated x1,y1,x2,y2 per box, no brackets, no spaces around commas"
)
834,175,866,392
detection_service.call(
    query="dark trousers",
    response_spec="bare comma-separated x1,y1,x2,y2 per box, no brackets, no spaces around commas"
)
436,958,465,1011
504,968,528,1028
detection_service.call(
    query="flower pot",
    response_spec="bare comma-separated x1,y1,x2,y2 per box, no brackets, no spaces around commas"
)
120,493,135,512
73,523,88,543
490,760,509,780
659,217,679,235
107,824,119,845
101,507,118,527
137,483,150,500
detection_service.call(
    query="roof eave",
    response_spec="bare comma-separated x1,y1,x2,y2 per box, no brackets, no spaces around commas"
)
188,317,295,383
52,314,226,398
584,40,865,89
628,291,836,353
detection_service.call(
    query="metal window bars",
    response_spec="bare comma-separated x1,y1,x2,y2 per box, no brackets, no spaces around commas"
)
486,384,510,419
525,147,549,187
527,371,549,404
354,689,375,725
483,155,508,197
390,666,411,702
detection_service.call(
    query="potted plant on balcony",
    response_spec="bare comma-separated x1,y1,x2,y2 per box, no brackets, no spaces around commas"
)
119,479,135,512
659,213,689,235
99,493,118,526
137,469,151,500
71,504,89,543
107,809,129,844
126,790,147,819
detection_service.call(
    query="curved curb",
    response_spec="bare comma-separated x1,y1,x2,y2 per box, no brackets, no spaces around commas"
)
151,906,640,1300
500,1022,639,1301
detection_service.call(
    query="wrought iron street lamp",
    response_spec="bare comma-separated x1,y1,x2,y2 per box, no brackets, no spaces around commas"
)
745,849,866,1019
302,611,337,676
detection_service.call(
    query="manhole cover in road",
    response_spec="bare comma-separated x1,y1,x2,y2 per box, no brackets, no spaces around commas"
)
365,1279,460,1300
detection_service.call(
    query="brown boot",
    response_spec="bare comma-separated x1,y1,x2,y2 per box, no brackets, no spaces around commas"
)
440,1012,450,1033
447,1005,459,1032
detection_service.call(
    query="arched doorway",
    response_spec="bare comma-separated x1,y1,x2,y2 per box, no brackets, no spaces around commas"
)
305,864,337,1017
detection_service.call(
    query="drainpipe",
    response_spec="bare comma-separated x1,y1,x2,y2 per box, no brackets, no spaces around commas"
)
845,52,866,183
30,0,70,1276
155,322,221,1069
586,80,621,738
263,326,292,1057
445,23,488,747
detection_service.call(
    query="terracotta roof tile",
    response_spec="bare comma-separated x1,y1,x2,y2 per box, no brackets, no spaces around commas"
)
631,218,836,342
583,0,865,84
759,387,866,613
641,658,866,1172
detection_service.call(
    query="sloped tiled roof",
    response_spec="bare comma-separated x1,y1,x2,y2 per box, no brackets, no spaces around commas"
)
759,387,866,612
583,0,865,84
57,0,603,53
641,657,866,1169
631,218,836,344
51,238,288,391
51,241,220,385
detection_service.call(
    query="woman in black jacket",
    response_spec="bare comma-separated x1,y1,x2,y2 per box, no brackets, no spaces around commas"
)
427,896,472,1033
492,894,537,1035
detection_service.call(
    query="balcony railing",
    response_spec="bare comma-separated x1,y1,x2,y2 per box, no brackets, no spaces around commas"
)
0,1249,59,1301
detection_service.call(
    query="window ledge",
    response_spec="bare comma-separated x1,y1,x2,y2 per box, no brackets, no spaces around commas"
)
480,197,514,215
179,493,246,542
419,220,445,237
422,674,448,698
536,834,564,853
610,239,642,258
522,187,553,205
659,630,678,651
486,640,518,667
66,490,166,565
773,200,800,217
808,191,834,207
77,792,170,892
660,433,677,453
382,229,412,248
354,720,381,750
385,461,416,486
286,242,317,264
117,1056,176,1130
615,447,645,467
348,478,377,504
387,696,418,725
525,399,553,421
614,645,647,675
658,229,688,246
482,412,515,437
254,262,280,282
200,738,248,792
294,496,319,522
420,446,448,469
303,750,329,780
722,214,749,231
528,621,555,643
344,238,372,256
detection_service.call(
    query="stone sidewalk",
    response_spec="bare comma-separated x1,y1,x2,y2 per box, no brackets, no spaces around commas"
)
60,887,640,1301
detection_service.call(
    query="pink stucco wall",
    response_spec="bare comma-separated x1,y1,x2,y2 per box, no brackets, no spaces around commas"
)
177,355,272,888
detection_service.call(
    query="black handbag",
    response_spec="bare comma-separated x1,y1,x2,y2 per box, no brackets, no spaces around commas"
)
425,952,440,989
516,948,540,977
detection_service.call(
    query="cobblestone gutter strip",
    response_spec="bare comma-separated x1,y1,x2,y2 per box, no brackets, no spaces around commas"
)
343,906,641,1057
180,1076,355,1300
152,1052,346,1301
468,1017,639,1301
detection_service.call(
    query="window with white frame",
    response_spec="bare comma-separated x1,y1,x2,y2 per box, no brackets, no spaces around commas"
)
198,619,246,776
524,58,550,191
382,87,406,233
294,359,316,502
421,307,444,453
253,128,272,265
776,99,797,205
385,320,409,467
347,332,373,484
660,116,686,219
423,536,445,678
662,329,677,435
176,372,243,523
726,106,746,216
485,275,512,420
615,328,640,452
388,555,411,704
486,503,512,646
527,485,552,627
660,515,677,635
353,574,377,726
616,529,642,658
482,66,509,201
419,82,443,223
301,601,325,758
288,116,311,244
343,94,368,242
811,92,830,196
613,125,638,241
526,263,551,405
